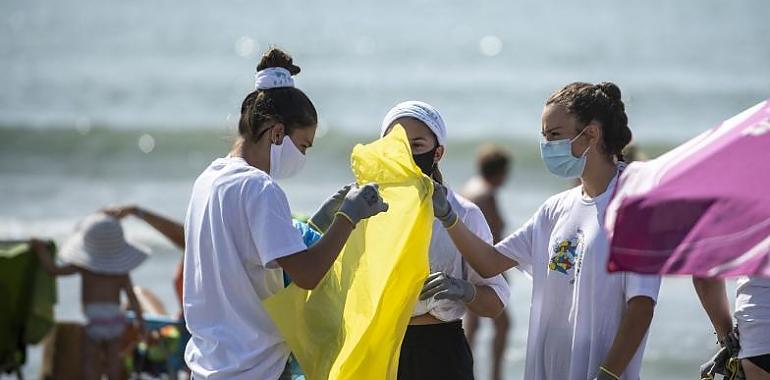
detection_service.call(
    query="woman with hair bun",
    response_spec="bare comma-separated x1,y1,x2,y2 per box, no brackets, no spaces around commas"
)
431,82,661,380
182,47,388,380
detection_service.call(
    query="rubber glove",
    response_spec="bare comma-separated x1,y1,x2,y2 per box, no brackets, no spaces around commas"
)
336,183,389,226
308,184,353,233
432,180,458,229
419,272,476,303
699,331,744,380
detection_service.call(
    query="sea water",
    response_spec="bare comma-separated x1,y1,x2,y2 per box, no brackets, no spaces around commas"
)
2,0,768,378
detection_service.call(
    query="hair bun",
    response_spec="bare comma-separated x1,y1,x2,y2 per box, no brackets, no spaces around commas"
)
597,82,622,102
257,47,301,76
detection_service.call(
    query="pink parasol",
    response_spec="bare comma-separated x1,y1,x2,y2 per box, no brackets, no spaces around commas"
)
606,100,770,277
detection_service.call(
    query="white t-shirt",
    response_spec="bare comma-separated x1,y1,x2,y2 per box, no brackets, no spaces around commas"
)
735,276,770,358
412,189,510,321
183,157,308,380
495,169,661,380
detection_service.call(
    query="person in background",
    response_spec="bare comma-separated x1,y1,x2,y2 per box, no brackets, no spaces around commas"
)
102,205,326,380
368,101,510,380
431,82,661,380
461,144,513,380
102,206,184,314
30,213,147,380
183,47,387,380
101,205,190,374
693,277,770,379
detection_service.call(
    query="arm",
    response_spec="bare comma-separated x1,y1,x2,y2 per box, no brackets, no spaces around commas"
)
418,201,508,316
29,239,78,276
307,184,353,233
459,207,507,317
173,262,184,317
434,183,517,278
466,285,505,318
445,221,516,278
420,272,506,317
276,215,354,289
692,277,733,340
123,275,145,331
600,296,656,377
276,183,387,290
103,205,185,249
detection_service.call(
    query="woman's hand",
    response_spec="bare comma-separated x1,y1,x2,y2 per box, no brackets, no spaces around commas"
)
102,205,139,219
29,238,78,276
420,272,476,303
336,183,389,226
432,181,458,228
308,184,353,233
600,296,655,377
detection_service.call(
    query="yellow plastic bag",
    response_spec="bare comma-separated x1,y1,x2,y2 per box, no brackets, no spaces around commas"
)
264,125,433,380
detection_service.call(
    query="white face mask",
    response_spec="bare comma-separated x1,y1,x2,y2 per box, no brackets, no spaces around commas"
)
269,135,306,180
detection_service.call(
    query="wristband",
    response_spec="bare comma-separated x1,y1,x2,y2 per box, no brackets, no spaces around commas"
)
307,219,323,233
444,214,459,230
334,211,355,227
599,366,620,380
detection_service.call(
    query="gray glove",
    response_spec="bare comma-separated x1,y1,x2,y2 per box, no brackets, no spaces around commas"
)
699,331,744,380
432,181,458,228
336,183,389,226
419,272,476,303
308,184,353,233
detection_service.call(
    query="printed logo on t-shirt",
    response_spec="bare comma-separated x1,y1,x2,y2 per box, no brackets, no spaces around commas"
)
548,231,584,280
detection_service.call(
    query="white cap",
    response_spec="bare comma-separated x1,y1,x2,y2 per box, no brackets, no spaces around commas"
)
380,101,447,146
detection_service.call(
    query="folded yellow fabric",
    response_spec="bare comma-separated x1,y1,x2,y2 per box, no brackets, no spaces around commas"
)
264,124,433,380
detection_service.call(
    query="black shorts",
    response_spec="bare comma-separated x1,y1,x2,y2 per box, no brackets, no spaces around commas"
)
746,353,770,373
397,320,474,380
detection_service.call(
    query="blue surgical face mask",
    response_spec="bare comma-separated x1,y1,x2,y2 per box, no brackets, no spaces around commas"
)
539,128,591,179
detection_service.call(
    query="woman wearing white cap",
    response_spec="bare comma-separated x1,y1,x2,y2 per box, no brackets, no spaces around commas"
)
377,101,510,380
182,48,388,380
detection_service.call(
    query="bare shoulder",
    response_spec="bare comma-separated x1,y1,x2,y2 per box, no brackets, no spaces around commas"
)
459,190,496,216
451,192,487,219
459,178,492,202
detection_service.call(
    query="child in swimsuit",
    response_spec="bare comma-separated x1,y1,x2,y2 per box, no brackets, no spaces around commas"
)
31,212,148,380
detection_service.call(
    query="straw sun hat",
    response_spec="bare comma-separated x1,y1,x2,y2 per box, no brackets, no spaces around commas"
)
60,213,149,274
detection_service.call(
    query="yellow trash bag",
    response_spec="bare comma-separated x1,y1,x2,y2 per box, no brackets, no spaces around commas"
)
264,124,433,380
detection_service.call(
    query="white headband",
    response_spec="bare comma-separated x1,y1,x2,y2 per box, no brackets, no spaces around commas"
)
254,67,295,90
380,100,447,146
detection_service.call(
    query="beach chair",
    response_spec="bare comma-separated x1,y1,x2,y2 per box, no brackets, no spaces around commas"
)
0,240,57,380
